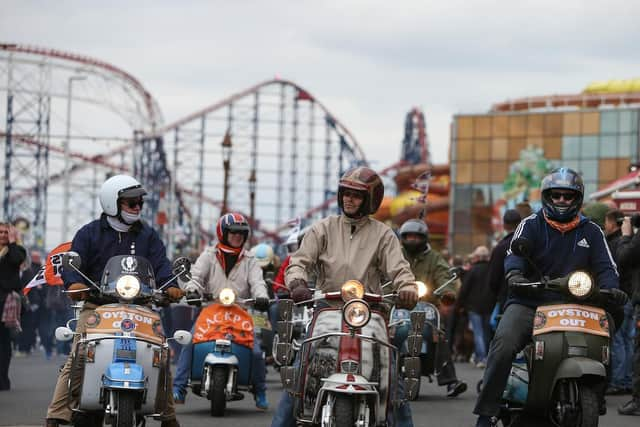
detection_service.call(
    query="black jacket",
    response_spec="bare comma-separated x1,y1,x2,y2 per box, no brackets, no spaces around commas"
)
606,229,632,296
615,230,640,304
486,232,514,309
0,243,27,310
457,260,495,315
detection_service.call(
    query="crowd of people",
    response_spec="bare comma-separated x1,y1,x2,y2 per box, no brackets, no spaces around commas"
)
0,165,638,426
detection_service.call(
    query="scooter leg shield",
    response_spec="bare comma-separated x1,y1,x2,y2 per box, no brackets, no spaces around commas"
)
551,357,606,389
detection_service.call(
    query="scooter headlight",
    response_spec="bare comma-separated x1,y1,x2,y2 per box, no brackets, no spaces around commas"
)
415,281,429,298
219,288,236,306
341,280,365,302
567,271,593,299
115,275,141,300
343,299,371,329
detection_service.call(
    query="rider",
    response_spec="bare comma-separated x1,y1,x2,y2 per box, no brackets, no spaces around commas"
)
473,167,623,427
173,213,271,409
45,174,185,427
397,218,468,398
271,166,419,427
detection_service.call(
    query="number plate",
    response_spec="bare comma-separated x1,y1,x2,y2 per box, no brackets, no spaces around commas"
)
115,338,136,361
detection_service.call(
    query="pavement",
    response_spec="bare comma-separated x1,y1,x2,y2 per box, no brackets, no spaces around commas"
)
0,351,634,426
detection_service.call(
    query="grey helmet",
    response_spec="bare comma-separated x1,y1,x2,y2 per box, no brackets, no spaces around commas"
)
399,218,429,254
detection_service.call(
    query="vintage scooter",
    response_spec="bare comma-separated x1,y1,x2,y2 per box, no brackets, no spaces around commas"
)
275,280,428,427
184,287,264,417
389,269,459,399
494,237,626,427
55,252,193,427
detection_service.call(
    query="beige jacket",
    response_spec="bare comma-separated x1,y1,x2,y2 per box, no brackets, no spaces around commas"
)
285,215,415,294
186,247,269,300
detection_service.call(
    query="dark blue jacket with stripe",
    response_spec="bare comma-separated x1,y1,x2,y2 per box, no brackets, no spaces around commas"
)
504,210,619,309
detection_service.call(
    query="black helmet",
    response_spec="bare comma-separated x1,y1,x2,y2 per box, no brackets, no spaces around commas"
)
540,167,584,222
399,219,429,254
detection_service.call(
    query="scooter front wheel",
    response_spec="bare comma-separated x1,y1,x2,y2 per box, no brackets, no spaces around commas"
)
576,384,599,427
333,395,355,427
114,391,136,427
209,367,228,417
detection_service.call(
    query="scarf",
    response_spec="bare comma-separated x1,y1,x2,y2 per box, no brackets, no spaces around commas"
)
216,243,243,276
543,212,581,234
107,216,131,232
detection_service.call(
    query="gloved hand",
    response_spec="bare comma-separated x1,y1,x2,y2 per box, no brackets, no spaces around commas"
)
290,279,312,303
608,288,628,307
506,270,534,297
67,282,90,301
166,287,185,302
397,286,418,310
183,282,201,294
254,297,270,312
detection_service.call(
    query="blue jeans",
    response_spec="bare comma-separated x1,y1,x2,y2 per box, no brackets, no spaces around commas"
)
610,301,636,389
173,329,266,395
468,311,491,363
271,354,413,427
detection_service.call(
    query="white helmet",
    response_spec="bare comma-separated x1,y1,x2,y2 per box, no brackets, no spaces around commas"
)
99,175,147,216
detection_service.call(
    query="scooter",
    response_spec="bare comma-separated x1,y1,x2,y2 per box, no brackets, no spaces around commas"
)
389,271,459,400
494,237,626,427
55,252,193,427
184,288,265,417
276,280,428,427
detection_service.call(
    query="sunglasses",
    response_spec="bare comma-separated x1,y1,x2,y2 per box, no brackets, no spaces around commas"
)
122,198,144,208
550,191,576,201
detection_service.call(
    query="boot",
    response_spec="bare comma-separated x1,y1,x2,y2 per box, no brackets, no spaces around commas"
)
475,415,497,427
446,380,468,398
255,390,269,410
618,398,640,416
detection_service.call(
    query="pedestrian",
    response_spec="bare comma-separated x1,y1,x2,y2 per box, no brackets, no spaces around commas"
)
0,222,27,391
457,245,494,368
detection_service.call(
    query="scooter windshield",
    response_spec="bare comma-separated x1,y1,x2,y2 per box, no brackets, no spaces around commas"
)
100,255,156,299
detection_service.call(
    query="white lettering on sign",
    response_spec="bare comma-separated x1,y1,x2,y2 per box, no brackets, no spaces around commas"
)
546,309,599,320
559,318,586,327
100,311,153,324
196,309,254,337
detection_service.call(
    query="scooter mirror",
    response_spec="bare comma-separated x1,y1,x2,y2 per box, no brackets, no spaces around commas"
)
172,257,192,282
511,237,533,258
62,252,82,271
407,334,423,356
55,326,74,342
277,299,294,321
172,330,192,346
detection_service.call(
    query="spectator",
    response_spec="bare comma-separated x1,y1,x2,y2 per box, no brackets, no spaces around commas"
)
486,210,522,312
456,246,494,368
16,252,41,355
0,222,27,390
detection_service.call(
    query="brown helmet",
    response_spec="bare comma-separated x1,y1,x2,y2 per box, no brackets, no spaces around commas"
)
338,166,384,216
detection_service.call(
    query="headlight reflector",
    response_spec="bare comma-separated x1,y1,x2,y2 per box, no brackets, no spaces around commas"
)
115,275,141,299
343,299,371,329
567,271,593,299
219,288,236,305
341,280,365,302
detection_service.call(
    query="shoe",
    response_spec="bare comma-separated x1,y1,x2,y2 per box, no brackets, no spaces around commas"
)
605,385,626,395
618,398,640,416
160,419,180,427
45,418,66,427
476,361,487,369
255,390,269,410
447,380,468,398
475,415,497,427
172,389,186,404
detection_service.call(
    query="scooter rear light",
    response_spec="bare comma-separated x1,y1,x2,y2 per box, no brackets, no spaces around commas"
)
86,343,96,363
341,360,359,374
602,345,609,365
534,341,544,361
152,348,162,367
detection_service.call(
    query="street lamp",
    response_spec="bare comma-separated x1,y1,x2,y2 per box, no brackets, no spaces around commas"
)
221,130,232,215
62,74,87,241
248,170,257,220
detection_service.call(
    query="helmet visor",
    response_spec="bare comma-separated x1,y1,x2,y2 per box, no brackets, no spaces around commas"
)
118,185,147,199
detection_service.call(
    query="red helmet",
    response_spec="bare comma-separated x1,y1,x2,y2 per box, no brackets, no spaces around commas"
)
338,166,384,216
216,213,250,245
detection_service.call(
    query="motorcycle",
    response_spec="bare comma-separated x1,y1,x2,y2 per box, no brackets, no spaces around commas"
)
491,237,625,427
275,280,427,427
389,270,459,400
184,288,267,416
55,252,193,427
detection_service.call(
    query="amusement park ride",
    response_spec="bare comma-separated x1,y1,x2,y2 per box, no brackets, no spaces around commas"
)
0,43,448,254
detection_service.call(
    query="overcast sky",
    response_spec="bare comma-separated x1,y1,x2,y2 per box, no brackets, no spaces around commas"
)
2,0,639,167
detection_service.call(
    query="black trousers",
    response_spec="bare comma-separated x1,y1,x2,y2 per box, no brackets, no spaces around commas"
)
0,322,13,390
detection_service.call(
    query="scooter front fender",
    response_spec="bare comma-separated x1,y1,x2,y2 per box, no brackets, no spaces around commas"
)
103,362,146,390
551,357,606,389
203,352,239,367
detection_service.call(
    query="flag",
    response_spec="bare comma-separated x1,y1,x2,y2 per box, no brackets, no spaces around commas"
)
23,241,72,295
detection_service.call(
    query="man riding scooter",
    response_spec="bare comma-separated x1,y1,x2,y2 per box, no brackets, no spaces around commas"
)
271,166,419,427
45,174,185,427
172,213,271,410
396,218,467,398
473,167,626,427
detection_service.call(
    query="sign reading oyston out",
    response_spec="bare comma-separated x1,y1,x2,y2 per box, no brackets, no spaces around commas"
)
534,304,609,337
